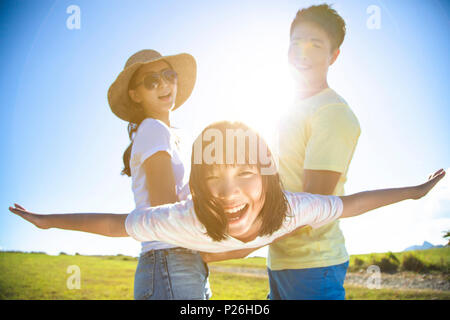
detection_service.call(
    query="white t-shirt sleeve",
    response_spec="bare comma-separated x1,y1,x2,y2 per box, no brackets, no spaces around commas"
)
131,119,173,169
284,191,343,230
177,182,191,201
125,199,209,248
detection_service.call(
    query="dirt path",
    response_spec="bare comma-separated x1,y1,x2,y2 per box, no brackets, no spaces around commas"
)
209,265,450,291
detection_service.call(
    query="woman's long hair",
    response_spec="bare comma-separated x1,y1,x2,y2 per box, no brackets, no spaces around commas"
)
120,70,146,177
121,121,143,176
189,121,290,241
120,59,174,177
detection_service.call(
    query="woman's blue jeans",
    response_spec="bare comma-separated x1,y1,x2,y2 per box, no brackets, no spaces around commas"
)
134,247,212,300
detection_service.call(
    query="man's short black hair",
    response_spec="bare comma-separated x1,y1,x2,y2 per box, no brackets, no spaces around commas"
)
290,4,346,51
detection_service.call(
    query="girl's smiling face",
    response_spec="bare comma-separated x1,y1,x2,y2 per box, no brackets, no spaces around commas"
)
190,121,289,243
205,165,266,242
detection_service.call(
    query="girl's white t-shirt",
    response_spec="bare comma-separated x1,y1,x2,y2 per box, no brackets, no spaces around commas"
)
130,118,189,253
125,191,344,253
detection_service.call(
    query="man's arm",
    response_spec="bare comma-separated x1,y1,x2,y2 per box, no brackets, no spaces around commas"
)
303,169,341,195
200,247,262,263
200,226,307,263
302,104,360,196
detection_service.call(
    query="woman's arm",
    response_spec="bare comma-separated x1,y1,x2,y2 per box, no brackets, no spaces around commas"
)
9,203,128,237
143,151,178,205
340,168,445,218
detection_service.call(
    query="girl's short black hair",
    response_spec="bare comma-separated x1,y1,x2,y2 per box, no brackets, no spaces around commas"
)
189,121,290,241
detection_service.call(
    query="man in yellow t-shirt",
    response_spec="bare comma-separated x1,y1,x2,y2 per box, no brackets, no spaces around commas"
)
267,4,361,300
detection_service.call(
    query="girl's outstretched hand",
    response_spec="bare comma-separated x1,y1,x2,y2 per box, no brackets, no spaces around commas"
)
8,204,49,229
413,168,446,200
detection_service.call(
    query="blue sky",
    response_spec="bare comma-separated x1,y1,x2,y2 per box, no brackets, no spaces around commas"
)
1,0,449,257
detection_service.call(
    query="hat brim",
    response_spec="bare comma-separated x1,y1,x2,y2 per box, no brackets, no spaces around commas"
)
108,53,197,123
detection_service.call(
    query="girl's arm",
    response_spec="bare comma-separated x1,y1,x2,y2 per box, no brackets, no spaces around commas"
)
340,168,445,218
9,204,128,237
8,152,178,238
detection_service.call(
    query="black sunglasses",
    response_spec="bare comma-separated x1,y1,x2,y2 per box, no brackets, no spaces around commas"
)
133,69,178,90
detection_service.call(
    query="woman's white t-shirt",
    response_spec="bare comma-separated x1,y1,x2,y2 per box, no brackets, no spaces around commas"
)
125,191,344,253
130,118,189,253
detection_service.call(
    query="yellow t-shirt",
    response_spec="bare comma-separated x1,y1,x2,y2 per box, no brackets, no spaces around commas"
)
268,88,361,270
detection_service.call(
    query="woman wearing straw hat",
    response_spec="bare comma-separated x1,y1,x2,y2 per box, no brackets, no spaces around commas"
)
108,49,211,300
10,49,211,300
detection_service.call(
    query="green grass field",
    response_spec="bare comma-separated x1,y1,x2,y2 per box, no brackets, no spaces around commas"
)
348,247,450,273
210,247,450,273
0,250,449,300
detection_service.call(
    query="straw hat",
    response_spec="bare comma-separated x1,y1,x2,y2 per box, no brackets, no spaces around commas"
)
107,49,196,123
